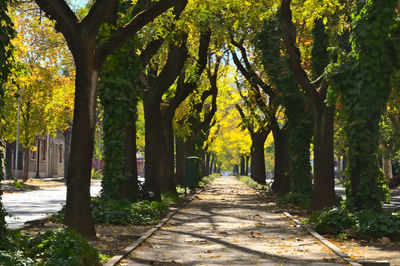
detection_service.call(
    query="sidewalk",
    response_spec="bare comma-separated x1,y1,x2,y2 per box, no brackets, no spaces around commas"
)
122,176,346,265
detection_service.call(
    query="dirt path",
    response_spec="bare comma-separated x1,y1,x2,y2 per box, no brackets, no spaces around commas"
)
121,176,345,265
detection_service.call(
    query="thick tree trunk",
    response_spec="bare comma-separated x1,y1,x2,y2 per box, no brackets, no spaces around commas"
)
245,156,250,176
310,104,336,210
118,123,139,201
64,63,97,239
250,132,268,185
271,125,290,195
205,152,210,176
382,157,393,182
210,156,215,175
159,109,176,192
240,156,246,176
144,97,163,201
337,156,342,180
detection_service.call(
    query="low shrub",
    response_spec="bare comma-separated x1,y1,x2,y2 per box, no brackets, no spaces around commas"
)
236,175,270,190
276,192,311,209
91,197,169,225
0,228,101,265
91,169,103,180
307,206,400,240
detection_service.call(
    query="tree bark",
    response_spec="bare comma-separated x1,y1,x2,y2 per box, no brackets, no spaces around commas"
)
64,62,97,239
118,123,139,201
144,98,163,201
271,122,290,195
245,155,250,176
240,155,246,176
205,152,210,176
23,147,30,181
250,132,268,185
160,107,176,192
309,104,336,210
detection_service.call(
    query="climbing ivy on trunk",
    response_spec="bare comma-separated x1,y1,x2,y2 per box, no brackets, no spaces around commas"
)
327,0,399,211
256,13,313,198
99,38,142,200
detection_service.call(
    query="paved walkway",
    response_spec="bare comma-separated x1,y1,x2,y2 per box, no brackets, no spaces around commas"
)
123,176,345,265
3,183,100,229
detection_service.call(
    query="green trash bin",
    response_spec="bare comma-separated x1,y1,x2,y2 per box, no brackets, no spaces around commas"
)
185,156,202,187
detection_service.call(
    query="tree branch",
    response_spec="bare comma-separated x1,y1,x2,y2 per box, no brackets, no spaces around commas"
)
280,0,318,103
34,0,79,54
97,0,187,65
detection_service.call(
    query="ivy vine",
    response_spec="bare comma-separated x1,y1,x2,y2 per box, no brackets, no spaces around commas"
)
256,13,313,198
99,38,142,199
327,0,399,211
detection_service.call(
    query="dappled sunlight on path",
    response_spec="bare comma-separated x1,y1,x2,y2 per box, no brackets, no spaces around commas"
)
122,176,345,265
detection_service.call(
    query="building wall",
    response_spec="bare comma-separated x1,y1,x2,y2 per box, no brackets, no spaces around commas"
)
5,132,65,179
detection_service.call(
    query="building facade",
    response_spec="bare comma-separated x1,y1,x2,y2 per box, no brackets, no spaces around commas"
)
5,132,65,179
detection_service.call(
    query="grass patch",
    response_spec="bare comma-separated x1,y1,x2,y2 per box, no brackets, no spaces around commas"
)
236,175,270,190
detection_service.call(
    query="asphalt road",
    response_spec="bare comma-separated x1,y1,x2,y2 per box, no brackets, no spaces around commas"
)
3,183,101,229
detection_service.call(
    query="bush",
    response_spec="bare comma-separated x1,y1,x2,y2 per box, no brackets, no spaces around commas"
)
0,228,101,265
236,175,270,190
307,206,400,240
91,169,103,180
276,192,311,209
91,197,169,225
28,228,100,265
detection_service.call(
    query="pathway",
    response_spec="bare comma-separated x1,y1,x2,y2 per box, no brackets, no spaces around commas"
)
123,176,345,265
3,182,101,229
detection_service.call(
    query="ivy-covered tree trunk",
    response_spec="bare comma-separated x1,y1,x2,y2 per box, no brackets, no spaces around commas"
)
271,120,290,195
99,39,141,202
250,131,269,185
329,0,399,211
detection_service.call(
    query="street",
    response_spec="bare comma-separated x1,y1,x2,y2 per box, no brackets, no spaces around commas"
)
3,183,101,229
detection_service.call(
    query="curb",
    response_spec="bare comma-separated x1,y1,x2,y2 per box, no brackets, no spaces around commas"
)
281,211,361,266
104,186,207,266
252,190,362,266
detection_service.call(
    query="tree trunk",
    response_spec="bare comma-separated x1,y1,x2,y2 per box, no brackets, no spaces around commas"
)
210,156,215,175
205,152,210,176
337,156,342,180
380,142,393,182
22,147,30,182
245,156,250,176
159,108,176,192
240,155,246,176
271,125,290,195
64,63,97,239
144,97,163,201
250,131,268,185
35,140,40,179
382,157,393,182
118,123,139,201
310,104,336,210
